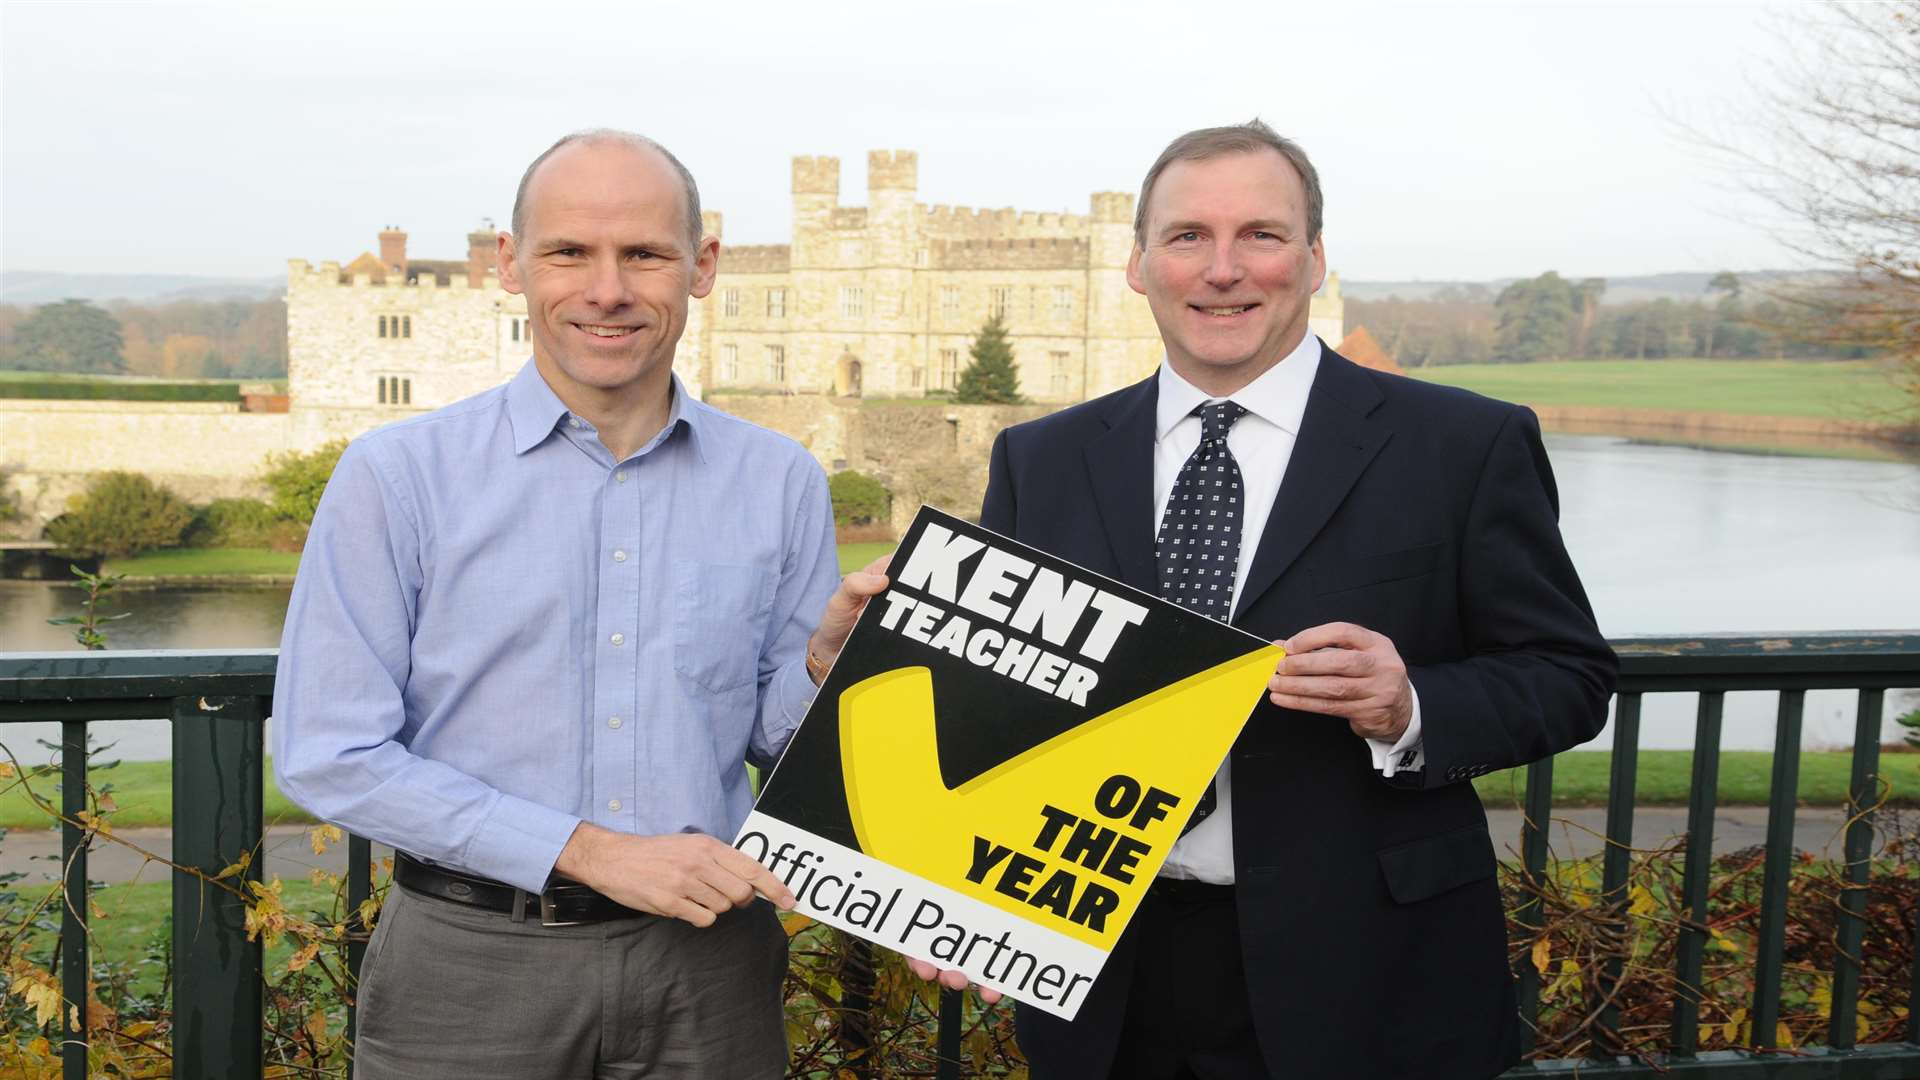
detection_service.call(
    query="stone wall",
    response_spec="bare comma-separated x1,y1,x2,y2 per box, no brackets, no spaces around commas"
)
708,394,1054,535
0,401,299,527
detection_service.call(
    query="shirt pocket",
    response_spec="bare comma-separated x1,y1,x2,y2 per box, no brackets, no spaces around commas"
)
672,560,775,694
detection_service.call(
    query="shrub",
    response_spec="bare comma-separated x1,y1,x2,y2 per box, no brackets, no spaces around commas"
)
45,471,194,558
0,378,239,402
828,471,891,527
0,465,20,523
263,440,347,525
184,497,281,548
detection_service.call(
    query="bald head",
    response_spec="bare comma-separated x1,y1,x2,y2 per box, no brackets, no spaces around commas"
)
511,129,703,249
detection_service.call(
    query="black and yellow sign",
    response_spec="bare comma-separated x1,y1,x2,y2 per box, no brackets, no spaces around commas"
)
736,507,1279,1018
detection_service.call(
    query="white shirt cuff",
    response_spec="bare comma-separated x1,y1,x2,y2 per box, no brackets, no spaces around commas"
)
1365,686,1424,776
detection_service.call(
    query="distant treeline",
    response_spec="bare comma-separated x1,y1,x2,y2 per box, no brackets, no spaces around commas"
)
0,297,286,379
1347,271,1872,367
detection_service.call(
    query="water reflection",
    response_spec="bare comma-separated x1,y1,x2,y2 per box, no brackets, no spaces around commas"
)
1,434,1916,758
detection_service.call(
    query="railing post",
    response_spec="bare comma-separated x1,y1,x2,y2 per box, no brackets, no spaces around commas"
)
59,719,89,1080
936,986,962,1080
346,833,373,1053
1594,694,1641,1054
171,694,265,1078
1829,688,1883,1050
1670,691,1723,1058
1750,688,1805,1049
1514,755,1555,1054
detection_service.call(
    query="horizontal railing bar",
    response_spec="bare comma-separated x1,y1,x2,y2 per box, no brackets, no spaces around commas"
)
1505,1043,1920,1077
0,649,278,703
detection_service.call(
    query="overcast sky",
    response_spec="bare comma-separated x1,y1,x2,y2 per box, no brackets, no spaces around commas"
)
2,0,1816,283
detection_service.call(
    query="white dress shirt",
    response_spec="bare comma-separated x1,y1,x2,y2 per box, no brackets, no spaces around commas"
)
1154,335,1425,884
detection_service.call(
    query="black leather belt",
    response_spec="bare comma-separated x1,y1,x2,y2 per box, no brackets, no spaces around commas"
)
394,852,648,927
1149,876,1236,904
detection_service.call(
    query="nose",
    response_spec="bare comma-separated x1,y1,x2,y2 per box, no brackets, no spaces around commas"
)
582,257,633,311
1202,239,1242,289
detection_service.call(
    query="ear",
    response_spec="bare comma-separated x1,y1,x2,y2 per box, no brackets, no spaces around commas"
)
1308,234,1326,294
1125,242,1146,296
497,231,523,295
689,235,720,299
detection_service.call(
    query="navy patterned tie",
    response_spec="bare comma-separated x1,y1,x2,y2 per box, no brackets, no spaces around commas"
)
1156,400,1247,834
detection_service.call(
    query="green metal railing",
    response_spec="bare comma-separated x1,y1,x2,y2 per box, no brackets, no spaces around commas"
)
2,634,1917,1079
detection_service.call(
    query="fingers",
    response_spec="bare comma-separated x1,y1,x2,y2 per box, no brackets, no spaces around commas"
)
1273,647,1377,678
1281,621,1374,654
904,955,1002,1003
712,842,797,909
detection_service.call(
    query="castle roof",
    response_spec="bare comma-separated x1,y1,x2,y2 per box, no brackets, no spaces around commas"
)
1336,326,1403,375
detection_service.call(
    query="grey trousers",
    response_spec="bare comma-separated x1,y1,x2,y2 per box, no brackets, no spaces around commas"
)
352,884,790,1079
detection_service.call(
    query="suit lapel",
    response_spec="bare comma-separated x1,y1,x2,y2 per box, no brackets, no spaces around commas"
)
1082,377,1160,593
1236,350,1391,616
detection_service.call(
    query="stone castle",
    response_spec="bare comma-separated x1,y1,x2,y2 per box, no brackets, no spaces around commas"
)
2,150,1344,528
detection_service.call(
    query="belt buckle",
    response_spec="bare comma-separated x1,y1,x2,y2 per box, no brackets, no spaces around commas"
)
538,890,585,928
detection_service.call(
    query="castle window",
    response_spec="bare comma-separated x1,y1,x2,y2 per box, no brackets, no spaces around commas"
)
402,315,412,338
377,315,388,339
1053,286,1073,323
1050,352,1071,397
767,288,787,318
839,287,864,319
767,345,787,384
939,286,960,322
512,317,531,342
723,288,740,318
510,319,518,342
939,348,959,390
910,365,923,389
721,344,739,383
989,286,1014,320
376,376,413,406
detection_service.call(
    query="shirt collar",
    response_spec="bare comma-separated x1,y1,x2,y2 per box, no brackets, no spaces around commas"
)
506,358,708,462
1154,333,1322,440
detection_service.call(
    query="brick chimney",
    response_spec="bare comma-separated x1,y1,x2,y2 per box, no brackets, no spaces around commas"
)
379,226,408,277
467,228,496,287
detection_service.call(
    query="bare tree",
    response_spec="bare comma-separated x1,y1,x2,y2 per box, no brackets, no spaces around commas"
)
1686,3,1920,428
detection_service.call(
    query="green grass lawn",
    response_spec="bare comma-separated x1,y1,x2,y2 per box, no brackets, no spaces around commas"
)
3,750,1913,832
103,547,302,577
838,541,895,573
10,877,344,997
1406,359,1894,420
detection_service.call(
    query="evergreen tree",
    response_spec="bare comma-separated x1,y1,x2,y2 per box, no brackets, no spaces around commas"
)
14,299,125,373
954,314,1023,404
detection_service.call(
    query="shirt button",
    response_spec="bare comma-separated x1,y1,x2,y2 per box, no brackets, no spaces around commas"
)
613,549,627,563
607,799,622,812
608,715,623,730
610,632,625,646
615,471,627,483
569,417,582,429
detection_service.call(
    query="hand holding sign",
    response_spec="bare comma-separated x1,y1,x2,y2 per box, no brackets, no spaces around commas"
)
1267,622,1414,742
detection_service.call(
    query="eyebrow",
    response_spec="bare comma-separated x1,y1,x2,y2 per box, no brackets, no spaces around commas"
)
536,237,681,257
1158,219,1294,238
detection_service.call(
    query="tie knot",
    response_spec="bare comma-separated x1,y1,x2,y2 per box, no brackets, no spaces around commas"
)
1196,400,1247,441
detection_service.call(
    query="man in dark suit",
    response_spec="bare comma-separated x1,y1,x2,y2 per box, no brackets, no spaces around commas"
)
955,121,1617,1079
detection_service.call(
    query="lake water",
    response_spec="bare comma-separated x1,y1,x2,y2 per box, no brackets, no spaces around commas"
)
2,433,1917,762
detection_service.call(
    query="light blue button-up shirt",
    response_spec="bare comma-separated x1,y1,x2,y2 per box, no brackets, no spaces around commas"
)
273,360,838,893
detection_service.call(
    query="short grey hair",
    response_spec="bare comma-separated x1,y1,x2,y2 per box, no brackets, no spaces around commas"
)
1134,119,1323,246
511,128,704,249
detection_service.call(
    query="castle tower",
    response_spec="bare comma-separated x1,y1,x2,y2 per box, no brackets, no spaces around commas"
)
466,229,496,288
790,156,840,269
866,150,918,269
379,226,408,278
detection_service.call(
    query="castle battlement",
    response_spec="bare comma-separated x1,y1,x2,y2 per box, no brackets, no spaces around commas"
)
867,149,917,190
288,262,492,291
721,245,792,274
792,155,841,195
929,237,1090,270
1089,191,1134,225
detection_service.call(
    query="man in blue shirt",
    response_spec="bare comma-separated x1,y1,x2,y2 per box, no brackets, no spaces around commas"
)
274,129,884,1078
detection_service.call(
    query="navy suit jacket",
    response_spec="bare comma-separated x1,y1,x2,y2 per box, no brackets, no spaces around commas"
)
979,346,1617,1080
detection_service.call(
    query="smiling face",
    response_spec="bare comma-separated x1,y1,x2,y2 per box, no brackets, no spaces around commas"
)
1127,148,1326,396
498,139,717,411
